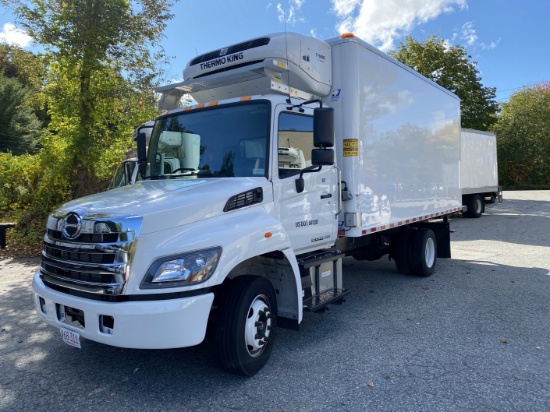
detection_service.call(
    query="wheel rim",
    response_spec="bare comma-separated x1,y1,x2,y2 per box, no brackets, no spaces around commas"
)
244,295,272,357
424,237,436,268
475,198,483,214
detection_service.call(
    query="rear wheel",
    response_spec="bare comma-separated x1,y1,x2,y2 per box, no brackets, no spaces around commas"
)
215,276,277,376
410,228,437,277
466,194,484,218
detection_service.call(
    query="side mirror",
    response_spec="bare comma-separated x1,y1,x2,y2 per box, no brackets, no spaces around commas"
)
313,107,334,148
137,132,147,177
312,149,334,166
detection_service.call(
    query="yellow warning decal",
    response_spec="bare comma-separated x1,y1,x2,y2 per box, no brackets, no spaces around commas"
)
343,138,358,157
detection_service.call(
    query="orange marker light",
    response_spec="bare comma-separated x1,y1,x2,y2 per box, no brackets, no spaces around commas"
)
341,33,355,38
264,232,273,238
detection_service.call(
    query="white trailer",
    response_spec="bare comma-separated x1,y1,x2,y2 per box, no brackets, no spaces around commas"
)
460,128,502,218
33,32,462,376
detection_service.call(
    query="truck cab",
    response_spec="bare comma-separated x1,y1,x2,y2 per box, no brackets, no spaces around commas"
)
33,33,342,376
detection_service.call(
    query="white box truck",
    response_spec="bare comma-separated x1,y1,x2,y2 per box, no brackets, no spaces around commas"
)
32,32,462,376
460,128,502,218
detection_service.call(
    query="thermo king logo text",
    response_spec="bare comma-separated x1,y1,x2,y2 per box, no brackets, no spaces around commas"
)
200,52,244,70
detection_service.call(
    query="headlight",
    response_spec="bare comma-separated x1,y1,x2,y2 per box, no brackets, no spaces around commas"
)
140,247,221,289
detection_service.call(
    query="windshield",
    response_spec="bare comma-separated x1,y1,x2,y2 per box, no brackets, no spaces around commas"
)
147,101,270,179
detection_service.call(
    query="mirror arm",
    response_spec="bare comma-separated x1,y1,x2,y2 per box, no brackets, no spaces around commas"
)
295,164,322,193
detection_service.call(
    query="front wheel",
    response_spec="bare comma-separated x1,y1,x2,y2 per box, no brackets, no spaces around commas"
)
215,276,277,376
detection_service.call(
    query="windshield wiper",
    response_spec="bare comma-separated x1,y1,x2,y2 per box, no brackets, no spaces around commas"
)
169,171,198,178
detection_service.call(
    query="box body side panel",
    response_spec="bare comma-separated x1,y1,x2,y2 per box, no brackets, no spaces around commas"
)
326,39,462,236
460,129,499,193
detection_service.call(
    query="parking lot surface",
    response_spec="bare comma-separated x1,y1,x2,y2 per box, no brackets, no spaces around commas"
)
1,191,549,411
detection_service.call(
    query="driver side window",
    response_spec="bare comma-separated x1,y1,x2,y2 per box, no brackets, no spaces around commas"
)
277,112,314,178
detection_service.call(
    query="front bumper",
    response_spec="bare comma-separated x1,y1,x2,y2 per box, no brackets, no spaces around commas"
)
32,272,214,349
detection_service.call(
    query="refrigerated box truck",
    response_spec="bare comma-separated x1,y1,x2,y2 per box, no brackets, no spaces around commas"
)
32,32,462,376
460,128,502,218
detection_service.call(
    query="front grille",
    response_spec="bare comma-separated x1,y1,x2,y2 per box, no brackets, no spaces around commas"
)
47,228,119,243
44,243,114,264
40,215,142,295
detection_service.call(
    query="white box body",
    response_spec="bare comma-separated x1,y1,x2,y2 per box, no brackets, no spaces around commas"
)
324,36,462,237
460,128,499,195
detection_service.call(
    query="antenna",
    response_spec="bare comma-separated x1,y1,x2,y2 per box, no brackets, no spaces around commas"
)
283,13,292,104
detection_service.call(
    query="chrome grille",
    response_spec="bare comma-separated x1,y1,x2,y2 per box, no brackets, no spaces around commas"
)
40,213,142,295
47,228,119,243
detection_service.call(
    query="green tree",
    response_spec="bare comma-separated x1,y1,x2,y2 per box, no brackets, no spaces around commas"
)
0,44,45,89
493,81,550,187
13,0,177,197
390,35,498,130
0,74,42,154
0,44,50,129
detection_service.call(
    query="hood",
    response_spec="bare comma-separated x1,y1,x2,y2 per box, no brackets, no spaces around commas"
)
56,178,271,234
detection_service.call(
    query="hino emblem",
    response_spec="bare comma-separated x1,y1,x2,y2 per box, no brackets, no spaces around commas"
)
60,212,82,240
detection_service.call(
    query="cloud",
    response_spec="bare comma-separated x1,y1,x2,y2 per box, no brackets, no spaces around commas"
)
331,0,467,51
453,21,500,51
480,39,500,50
460,21,477,46
0,23,33,47
277,0,305,24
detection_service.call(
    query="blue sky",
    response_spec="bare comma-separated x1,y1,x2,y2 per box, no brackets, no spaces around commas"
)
1,0,548,102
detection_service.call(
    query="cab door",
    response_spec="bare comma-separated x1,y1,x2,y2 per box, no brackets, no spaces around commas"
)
272,106,338,255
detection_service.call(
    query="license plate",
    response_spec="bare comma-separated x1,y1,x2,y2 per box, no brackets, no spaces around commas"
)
60,326,81,349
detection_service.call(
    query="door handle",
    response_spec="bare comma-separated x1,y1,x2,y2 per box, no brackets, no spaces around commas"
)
321,193,332,199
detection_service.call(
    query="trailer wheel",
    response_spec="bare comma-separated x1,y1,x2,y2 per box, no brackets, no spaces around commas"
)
215,276,277,376
410,228,437,277
392,228,412,274
466,194,484,218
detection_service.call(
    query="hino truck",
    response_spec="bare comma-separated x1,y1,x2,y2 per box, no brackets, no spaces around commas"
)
460,128,502,218
32,32,462,376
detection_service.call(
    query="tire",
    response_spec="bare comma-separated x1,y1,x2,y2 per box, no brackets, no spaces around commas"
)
410,228,437,277
392,229,412,274
215,276,277,376
466,194,484,218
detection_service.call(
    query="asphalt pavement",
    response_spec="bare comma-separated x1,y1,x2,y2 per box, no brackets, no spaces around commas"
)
1,190,549,411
